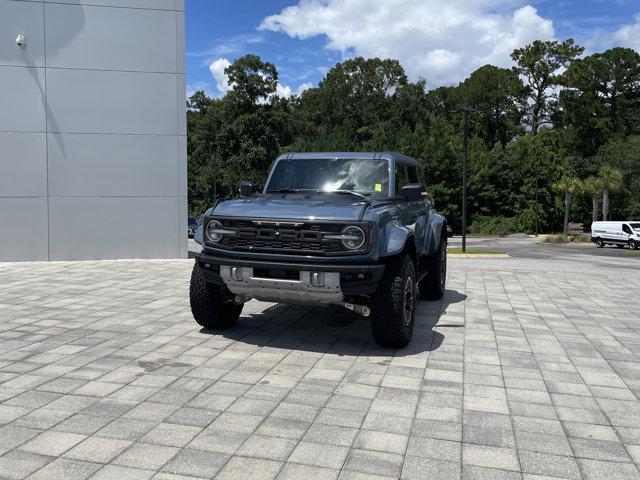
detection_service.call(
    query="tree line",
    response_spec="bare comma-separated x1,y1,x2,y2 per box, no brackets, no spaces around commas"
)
187,40,640,234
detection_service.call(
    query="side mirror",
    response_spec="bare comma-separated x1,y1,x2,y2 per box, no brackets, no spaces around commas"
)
400,183,426,202
239,181,257,197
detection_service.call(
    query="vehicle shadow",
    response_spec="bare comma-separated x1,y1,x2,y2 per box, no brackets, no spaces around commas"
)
199,289,466,356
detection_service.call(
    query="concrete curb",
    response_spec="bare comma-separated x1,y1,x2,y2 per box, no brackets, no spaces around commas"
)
448,253,511,258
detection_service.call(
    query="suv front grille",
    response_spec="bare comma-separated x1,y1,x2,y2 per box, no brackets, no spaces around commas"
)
213,219,366,256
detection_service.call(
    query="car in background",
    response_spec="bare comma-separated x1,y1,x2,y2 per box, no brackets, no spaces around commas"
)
188,218,200,238
591,221,640,249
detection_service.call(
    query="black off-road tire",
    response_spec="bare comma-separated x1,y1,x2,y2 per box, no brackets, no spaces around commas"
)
190,263,242,329
370,254,416,348
419,236,447,300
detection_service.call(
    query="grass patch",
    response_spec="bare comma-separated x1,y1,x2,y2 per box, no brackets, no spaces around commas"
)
447,247,504,255
544,233,591,244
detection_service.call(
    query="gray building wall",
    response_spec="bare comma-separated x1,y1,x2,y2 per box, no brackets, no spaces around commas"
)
0,0,187,261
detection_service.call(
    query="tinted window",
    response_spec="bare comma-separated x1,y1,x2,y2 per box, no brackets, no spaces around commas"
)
267,158,389,196
406,165,419,183
623,224,632,234
395,163,408,193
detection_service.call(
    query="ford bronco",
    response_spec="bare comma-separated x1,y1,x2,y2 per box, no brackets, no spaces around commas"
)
191,152,448,347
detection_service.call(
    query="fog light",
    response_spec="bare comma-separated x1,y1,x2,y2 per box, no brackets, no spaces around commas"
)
311,272,325,287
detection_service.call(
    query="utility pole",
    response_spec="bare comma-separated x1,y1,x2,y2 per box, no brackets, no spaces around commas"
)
462,109,469,253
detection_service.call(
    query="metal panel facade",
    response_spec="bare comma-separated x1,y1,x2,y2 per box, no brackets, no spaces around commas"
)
0,0,187,260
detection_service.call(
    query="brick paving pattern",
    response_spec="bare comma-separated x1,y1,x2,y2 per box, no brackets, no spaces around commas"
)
0,257,639,479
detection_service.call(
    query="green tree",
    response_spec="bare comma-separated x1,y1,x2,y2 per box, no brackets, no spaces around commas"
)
596,136,640,218
410,115,464,229
599,165,624,220
552,176,582,235
185,49,639,232
582,176,604,223
511,39,584,133
225,54,278,108
501,130,569,232
457,65,527,147
289,57,409,151
560,47,640,155
186,55,292,215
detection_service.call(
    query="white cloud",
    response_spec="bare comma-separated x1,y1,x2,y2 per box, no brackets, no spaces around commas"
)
208,58,314,99
614,14,640,51
260,0,555,87
275,81,314,98
297,82,314,93
209,58,233,95
187,33,265,58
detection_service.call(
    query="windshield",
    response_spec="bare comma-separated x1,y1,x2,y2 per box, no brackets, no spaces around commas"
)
188,218,199,227
266,158,389,196
630,223,640,232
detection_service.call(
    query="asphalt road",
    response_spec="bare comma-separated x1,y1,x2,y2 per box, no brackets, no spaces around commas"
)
449,235,640,269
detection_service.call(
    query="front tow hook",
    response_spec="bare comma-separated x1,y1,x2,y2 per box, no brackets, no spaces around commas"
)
341,302,371,317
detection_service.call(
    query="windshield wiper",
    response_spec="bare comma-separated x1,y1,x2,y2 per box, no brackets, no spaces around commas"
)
316,190,370,200
266,188,301,193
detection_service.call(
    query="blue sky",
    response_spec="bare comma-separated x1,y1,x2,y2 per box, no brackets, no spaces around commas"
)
186,0,639,98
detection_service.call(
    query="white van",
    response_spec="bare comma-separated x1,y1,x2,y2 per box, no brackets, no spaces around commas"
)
591,221,640,250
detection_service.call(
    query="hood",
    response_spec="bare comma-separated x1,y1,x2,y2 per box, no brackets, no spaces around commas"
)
212,193,368,221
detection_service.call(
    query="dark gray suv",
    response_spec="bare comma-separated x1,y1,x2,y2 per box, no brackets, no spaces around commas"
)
191,152,448,347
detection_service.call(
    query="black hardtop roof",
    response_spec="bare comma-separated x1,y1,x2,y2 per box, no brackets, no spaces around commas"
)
275,152,419,165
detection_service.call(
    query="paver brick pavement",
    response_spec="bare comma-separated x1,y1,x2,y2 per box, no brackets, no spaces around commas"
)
0,257,639,479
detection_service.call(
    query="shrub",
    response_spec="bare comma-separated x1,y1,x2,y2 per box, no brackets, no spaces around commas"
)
544,234,567,244
469,216,521,236
544,233,591,244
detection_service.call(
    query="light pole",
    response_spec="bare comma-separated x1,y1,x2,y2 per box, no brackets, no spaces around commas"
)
462,109,469,253
455,107,479,253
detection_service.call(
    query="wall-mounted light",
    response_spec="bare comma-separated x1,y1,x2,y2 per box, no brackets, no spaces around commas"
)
16,34,26,48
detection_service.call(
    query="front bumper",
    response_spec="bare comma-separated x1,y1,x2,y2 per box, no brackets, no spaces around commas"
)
195,253,385,302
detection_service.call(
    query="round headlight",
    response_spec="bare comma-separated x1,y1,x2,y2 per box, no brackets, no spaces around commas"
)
205,220,224,243
341,225,366,250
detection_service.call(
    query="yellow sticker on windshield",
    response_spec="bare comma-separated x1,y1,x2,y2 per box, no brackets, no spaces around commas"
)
375,183,382,192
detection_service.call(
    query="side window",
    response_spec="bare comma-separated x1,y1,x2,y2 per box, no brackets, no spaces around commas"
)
623,224,632,234
395,163,408,194
406,165,419,184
